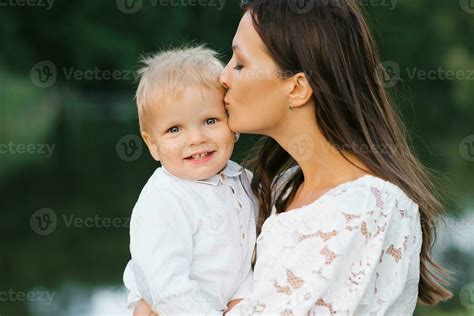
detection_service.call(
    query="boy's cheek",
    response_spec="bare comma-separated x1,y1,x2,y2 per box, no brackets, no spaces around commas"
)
157,140,185,158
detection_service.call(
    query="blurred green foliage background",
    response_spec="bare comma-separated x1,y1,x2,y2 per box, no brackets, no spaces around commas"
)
0,0,473,315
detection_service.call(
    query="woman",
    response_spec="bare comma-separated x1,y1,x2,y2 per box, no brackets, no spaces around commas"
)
221,0,453,314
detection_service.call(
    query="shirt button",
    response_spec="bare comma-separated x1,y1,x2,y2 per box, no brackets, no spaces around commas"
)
242,232,245,239
238,201,242,208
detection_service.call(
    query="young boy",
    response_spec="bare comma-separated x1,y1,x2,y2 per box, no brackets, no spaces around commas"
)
122,45,256,315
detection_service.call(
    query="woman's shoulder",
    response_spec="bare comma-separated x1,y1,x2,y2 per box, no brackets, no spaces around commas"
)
277,174,419,221
337,174,418,210
266,174,422,253
314,175,419,216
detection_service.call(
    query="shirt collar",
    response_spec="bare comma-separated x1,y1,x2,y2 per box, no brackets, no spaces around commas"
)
161,160,243,186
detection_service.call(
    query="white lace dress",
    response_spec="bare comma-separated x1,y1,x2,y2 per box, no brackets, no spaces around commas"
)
227,173,422,316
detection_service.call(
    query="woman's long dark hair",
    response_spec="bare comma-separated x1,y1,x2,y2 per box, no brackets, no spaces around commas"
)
241,0,453,306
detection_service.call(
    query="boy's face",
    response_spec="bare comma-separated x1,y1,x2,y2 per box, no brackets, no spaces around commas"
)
142,85,235,181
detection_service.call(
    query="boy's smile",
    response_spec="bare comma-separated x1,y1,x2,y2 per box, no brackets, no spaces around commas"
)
142,84,235,181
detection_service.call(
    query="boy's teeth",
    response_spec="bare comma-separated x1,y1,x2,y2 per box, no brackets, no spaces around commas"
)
192,152,210,159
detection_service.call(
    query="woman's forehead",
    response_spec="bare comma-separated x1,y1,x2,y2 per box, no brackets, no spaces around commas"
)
233,12,267,58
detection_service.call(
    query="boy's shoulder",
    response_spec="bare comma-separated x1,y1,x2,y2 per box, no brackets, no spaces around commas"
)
132,167,186,212
139,166,176,194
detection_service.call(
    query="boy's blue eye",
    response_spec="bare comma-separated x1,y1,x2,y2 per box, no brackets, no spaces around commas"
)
168,127,180,134
206,118,217,125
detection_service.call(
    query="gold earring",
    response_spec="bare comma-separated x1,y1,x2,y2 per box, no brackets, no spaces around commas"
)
234,132,240,143
289,102,295,111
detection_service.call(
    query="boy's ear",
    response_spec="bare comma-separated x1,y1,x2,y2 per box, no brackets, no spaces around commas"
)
141,131,160,161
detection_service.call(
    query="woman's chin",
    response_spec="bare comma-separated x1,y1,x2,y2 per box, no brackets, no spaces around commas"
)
228,118,249,134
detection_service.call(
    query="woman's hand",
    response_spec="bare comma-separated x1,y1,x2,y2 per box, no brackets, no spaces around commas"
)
224,298,243,315
133,299,158,316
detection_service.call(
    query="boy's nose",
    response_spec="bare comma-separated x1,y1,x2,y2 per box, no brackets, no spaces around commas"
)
187,131,207,147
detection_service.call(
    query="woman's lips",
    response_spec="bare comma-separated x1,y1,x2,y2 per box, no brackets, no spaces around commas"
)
224,98,230,108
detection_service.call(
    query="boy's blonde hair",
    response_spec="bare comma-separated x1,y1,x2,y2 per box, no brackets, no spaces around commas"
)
135,45,224,132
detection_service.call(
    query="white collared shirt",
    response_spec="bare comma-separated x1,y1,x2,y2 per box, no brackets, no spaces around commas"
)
123,160,257,315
